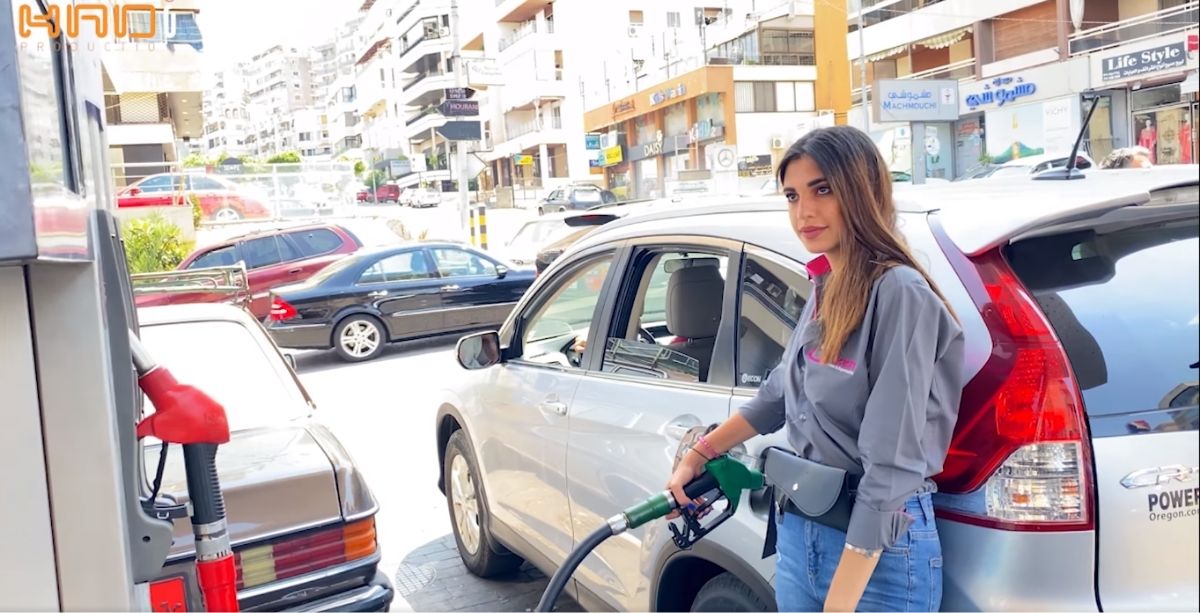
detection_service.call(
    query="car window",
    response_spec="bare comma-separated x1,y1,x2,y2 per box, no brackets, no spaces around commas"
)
277,235,302,262
188,245,238,269
737,251,811,388
602,250,730,383
508,220,570,249
241,236,284,269
139,320,308,433
1007,218,1199,417
430,247,496,278
188,176,226,190
358,250,435,284
574,189,602,203
547,189,563,200
287,228,343,257
519,256,613,367
135,175,176,192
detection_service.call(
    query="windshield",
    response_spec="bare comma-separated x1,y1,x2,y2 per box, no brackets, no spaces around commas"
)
508,219,571,248
139,320,309,432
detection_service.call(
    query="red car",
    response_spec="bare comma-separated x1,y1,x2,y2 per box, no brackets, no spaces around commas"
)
135,223,362,319
117,172,272,222
356,184,402,203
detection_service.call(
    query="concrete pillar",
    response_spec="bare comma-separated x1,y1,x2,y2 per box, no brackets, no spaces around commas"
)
814,0,852,125
539,142,550,186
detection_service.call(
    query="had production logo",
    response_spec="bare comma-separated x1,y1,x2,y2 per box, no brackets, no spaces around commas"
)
18,2,181,43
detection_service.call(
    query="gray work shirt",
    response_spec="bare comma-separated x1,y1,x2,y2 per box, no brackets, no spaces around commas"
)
739,255,965,551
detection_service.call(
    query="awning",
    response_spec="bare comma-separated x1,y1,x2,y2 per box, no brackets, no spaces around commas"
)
356,38,390,66
917,27,972,50
866,44,908,62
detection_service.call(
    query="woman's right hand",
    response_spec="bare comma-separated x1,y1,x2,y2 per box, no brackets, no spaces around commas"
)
666,448,708,519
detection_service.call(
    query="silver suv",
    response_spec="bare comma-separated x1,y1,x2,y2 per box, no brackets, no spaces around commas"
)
434,167,1199,611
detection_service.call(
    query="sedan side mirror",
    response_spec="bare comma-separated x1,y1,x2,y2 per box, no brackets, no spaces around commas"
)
496,264,509,279
128,187,141,196
457,330,503,370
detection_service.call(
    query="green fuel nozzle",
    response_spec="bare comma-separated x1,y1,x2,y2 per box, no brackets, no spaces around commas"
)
614,456,764,549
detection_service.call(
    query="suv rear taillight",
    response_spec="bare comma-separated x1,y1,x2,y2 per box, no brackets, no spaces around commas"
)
932,245,1093,532
269,296,297,321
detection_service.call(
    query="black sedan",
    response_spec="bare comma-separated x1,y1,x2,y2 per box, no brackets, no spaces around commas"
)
265,242,535,361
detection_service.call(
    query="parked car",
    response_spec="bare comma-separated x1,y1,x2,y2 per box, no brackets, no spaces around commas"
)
500,212,606,269
890,170,950,184
357,184,403,203
138,304,393,611
436,166,1200,612
403,188,442,208
266,242,535,362
134,224,362,319
117,173,272,222
955,153,1096,181
538,184,618,215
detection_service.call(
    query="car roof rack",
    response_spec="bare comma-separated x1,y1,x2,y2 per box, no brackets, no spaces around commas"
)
130,264,252,310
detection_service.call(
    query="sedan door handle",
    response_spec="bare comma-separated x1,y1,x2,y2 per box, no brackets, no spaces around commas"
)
440,284,460,291
287,267,303,274
538,400,569,417
368,290,389,297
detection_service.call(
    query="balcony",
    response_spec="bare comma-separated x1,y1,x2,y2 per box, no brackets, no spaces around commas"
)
404,107,449,138
496,0,552,22
397,33,454,73
707,51,816,66
499,19,554,53
1069,2,1198,56
399,72,457,108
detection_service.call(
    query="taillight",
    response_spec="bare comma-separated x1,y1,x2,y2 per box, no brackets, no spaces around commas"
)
269,296,297,321
932,244,1093,532
235,517,378,589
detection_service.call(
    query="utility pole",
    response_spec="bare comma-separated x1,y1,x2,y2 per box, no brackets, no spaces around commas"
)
450,0,470,234
857,6,869,132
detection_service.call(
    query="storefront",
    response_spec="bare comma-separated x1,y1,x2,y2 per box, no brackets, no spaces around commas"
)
1090,31,1199,166
584,66,737,198
957,56,1091,173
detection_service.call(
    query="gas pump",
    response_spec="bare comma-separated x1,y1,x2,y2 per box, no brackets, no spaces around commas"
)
1,2,236,610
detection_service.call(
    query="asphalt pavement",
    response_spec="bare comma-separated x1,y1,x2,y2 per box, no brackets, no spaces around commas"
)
293,338,583,612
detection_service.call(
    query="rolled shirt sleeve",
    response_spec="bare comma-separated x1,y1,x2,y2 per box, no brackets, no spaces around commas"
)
846,273,964,552
738,357,789,434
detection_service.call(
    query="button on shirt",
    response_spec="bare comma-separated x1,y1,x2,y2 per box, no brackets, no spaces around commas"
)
739,255,965,552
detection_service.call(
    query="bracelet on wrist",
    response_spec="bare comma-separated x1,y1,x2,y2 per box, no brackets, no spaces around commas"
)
689,445,712,462
844,543,882,559
696,434,720,459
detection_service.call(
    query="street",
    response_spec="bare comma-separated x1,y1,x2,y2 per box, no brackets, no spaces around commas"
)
291,338,583,612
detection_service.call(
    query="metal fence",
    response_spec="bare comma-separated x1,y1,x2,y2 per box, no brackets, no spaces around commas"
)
111,160,365,226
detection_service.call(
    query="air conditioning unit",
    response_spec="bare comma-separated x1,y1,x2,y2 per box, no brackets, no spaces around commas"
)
440,27,451,38
627,25,642,37
770,137,786,149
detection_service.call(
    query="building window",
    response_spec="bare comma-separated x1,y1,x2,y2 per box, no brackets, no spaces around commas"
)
629,10,644,24
734,81,814,113
753,82,776,112
667,11,681,27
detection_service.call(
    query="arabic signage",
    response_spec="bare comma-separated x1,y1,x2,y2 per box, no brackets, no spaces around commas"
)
444,87,476,101
650,83,687,106
612,98,637,117
601,146,624,167
513,154,534,166
964,77,1036,110
1100,41,1187,82
872,79,960,123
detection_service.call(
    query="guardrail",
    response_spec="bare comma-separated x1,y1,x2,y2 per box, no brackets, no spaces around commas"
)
131,264,251,309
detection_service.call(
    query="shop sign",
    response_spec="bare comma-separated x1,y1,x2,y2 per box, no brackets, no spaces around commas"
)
964,76,1037,110
612,98,636,116
873,79,960,123
641,140,663,157
602,146,624,166
738,154,774,177
650,83,687,106
1101,41,1188,82
513,154,534,166
585,134,602,150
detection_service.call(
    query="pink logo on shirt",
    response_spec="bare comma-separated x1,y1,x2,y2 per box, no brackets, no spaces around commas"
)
805,348,857,375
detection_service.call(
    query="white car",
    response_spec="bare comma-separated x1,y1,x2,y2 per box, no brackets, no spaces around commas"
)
404,188,442,208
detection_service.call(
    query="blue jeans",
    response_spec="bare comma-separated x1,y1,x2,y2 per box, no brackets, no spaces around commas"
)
774,492,943,612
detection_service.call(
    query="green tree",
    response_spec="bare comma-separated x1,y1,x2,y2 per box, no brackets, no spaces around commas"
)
266,151,302,164
354,160,366,176
363,169,388,188
122,214,193,274
182,152,207,168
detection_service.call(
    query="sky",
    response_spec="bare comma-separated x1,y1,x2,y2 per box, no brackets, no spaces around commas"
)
198,0,358,71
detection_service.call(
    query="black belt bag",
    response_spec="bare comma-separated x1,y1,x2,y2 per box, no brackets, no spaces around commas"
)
760,447,860,558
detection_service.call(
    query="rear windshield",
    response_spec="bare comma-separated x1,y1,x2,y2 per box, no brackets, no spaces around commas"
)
1007,216,1199,416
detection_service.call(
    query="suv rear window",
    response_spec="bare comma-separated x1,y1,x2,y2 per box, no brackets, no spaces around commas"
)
1007,217,1199,416
287,228,343,257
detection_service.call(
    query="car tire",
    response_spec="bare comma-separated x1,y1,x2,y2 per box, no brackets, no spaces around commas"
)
537,207,545,216
444,430,523,578
557,206,567,213
213,207,242,222
690,573,770,612
332,315,386,362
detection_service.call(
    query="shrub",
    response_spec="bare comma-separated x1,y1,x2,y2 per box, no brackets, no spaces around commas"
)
123,214,193,274
267,151,302,164
187,193,203,228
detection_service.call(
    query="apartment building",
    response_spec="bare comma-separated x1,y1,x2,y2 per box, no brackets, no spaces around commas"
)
101,0,205,185
848,0,1198,178
576,0,850,199
201,66,252,159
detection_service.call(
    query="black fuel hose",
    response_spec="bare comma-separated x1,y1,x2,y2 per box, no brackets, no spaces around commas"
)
536,523,613,612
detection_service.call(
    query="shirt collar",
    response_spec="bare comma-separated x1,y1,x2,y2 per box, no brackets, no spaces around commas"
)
805,255,832,281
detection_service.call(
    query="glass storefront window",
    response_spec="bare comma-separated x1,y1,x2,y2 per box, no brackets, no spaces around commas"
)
664,103,688,135
1131,84,1183,111
1136,107,1194,165
1086,95,1116,163
635,115,657,145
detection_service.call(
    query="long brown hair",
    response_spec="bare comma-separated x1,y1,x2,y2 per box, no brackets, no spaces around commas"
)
777,126,956,363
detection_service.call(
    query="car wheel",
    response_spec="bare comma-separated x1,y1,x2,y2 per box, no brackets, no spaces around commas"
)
537,207,545,216
214,207,242,222
333,315,386,362
557,206,567,213
444,430,523,577
691,573,769,612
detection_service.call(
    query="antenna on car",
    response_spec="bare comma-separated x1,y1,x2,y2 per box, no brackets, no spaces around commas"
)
1035,93,1101,181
